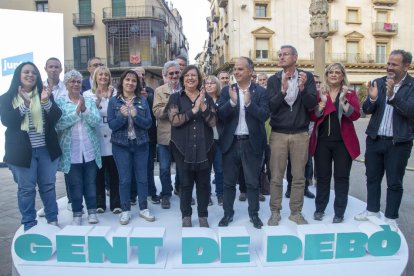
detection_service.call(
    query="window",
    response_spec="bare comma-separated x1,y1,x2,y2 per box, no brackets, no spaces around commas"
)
255,4,267,18
36,1,48,12
376,43,387,64
79,0,91,23
376,10,388,23
73,36,95,70
346,7,360,24
255,38,269,60
112,0,126,17
346,41,359,63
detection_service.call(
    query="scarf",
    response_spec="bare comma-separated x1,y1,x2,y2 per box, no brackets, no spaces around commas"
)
12,87,44,134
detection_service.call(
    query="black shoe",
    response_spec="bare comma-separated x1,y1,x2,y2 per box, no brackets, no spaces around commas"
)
218,215,233,227
285,189,291,198
304,188,315,199
250,215,263,229
313,211,324,221
161,195,171,209
333,216,344,223
149,195,161,204
259,193,266,202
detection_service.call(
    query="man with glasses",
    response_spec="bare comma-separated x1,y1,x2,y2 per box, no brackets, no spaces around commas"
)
82,57,104,93
267,45,317,226
153,61,181,209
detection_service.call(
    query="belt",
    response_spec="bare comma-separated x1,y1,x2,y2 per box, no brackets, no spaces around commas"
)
235,135,249,140
377,135,393,140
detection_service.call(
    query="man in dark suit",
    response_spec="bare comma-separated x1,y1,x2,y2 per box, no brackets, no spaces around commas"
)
217,56,269,229
81,57,103,93
354,49,414,232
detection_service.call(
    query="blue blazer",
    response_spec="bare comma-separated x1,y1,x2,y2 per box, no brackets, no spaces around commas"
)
217,83,269,154
81,78,91,94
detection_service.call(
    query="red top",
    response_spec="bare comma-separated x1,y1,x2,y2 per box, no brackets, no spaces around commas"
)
309,90,361,160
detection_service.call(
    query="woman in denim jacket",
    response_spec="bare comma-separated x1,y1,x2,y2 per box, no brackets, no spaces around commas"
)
55,70,102,226
108,70,154,225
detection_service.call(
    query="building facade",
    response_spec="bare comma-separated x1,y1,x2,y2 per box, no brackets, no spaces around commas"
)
0,0,189,88
199,0,414,91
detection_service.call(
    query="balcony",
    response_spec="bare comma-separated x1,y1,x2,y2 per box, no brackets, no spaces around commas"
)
328,20,338,34
73,13,95,27
218,0,228,8
372,0,398,5
372,22,398,36
102,6,166,25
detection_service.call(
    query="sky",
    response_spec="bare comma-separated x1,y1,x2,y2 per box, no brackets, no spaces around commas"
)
168,0,210,64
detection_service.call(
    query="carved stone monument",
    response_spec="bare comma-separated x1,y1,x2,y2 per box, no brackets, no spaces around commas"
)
309,0,329,80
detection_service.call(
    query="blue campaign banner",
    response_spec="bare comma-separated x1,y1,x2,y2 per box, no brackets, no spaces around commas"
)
1,52,34,77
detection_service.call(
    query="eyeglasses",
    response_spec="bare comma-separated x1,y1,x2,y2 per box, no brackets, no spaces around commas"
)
278,52,293,58
315,81,322,84
205,82,216,85
91,63,104,68
69,80,81,84
168,71,180,76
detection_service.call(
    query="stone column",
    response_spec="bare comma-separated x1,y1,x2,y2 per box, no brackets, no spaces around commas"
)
309,0,329,81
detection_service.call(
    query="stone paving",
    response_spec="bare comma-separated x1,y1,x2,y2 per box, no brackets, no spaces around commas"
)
0,118,412,276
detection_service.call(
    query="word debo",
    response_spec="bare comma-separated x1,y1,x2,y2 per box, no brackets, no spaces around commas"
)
14,225,401,266
2,52,33,76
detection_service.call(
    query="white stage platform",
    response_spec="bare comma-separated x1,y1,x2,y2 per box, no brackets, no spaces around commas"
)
12,177,408,276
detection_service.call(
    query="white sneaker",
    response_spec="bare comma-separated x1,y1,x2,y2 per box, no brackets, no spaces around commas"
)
37,208,45,217
72,216,82,225
120,211,131,225
139,209,155,222
354,210,381,221
385,218,399,232
48,221,59,227
88,213,99,224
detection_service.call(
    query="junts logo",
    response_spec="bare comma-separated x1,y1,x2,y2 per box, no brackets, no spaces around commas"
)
1,52,33,76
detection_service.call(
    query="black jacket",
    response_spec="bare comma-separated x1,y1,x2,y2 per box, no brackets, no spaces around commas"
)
217,82,269,154
363,74,414,143
0,92,62,168
267,70,317,133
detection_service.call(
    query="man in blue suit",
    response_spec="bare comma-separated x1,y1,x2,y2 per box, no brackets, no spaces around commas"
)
217,57,269,229
81,57,103,93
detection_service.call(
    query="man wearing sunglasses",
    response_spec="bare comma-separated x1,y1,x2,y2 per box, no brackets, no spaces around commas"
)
81,57,104,93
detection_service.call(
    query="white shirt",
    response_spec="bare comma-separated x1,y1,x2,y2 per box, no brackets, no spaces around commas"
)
43,79,67,100
283,69,299,108
83,88,116,156
64,96,95,164
377,74,406,137
230,83,251,135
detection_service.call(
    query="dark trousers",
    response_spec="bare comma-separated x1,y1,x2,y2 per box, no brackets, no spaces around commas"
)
96,155,120,211
365,136,412,219
223,139,263,218
286,155,313,191
171,144,212,218
238,167,247,193
314,140,352,218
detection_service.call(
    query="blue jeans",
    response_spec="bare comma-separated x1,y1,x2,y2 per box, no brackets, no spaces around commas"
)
113,141,149,211
212,141,224,196
8,146,59,231
157,144,173,196
66,160,98,216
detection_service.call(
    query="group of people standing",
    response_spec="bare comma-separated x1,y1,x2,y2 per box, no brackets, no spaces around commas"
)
1,46,412,233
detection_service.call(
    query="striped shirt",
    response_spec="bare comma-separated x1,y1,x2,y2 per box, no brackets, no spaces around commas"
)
377,75,406,137
19,100,52,148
